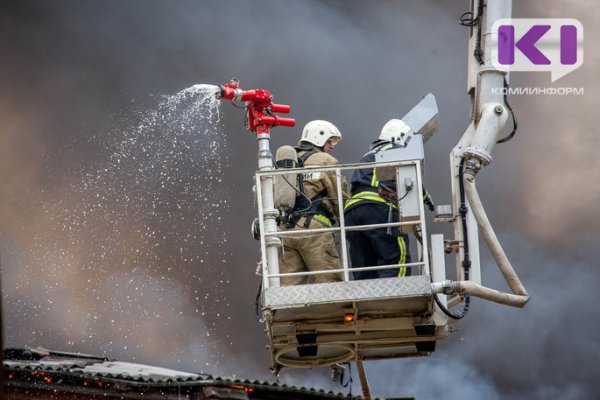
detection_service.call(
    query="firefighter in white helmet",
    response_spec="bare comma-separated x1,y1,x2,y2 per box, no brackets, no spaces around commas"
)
280,120,349,285
344,119,433,279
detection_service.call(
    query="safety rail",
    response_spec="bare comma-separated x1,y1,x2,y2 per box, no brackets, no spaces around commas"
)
255,158,429,290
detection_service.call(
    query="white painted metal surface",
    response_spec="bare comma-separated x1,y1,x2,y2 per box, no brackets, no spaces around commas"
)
256,136,282,289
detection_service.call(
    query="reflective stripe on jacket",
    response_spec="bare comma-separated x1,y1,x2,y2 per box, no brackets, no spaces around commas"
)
345,140,432,212
345,141,395,211
344,191,397,210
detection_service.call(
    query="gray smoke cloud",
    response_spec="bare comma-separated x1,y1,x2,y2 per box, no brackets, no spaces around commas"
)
1,1,598,399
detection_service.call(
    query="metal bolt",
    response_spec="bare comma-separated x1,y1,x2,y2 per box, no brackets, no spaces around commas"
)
494,105,504,115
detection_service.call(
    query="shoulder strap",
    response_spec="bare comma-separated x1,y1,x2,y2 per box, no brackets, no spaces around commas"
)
297,150,316,166
292,149,331,217
294,149,316,200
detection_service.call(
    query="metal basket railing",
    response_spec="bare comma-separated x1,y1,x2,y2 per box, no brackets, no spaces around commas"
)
255,159,429,289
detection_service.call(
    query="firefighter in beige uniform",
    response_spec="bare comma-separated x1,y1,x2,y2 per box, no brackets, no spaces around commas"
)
280,120,349,286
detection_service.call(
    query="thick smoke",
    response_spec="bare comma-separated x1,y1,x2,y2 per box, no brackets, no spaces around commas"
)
1,83,232,370
1,1,598,399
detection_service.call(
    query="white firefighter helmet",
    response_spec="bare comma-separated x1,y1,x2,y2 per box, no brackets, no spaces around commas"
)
301,120,342,147
379,119,413,145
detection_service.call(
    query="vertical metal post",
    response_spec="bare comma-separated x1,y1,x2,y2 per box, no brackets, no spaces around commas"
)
334,168,350,281
355,358,372,400
415,162,430,276
255,174,271,290
256,130,281,288
430,234,447,307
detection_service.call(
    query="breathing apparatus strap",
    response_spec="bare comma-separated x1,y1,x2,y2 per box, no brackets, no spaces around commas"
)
286,148,334,229
295,148,315,197
290,191,333,228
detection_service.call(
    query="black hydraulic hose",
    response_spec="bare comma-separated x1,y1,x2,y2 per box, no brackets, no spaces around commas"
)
460,0,485,65
458,158,471,281
497,76,519,143
475,0,484,65
433,158,471,320
255,280,263,321
474,0,485,65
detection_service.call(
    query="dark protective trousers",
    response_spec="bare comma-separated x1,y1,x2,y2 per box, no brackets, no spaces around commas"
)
345,202,411,280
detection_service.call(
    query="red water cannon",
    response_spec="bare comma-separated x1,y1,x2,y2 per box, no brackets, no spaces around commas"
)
217,78,295,135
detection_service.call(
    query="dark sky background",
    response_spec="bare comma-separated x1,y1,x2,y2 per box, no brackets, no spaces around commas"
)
1,1,598,399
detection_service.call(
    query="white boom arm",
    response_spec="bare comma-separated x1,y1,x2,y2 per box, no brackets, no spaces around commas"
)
438,0,530,308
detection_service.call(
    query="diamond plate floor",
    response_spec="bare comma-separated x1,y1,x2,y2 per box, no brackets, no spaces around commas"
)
264,275,431,309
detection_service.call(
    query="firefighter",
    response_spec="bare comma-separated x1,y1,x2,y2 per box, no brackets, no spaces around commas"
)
344,119,433,280
280,120,349,286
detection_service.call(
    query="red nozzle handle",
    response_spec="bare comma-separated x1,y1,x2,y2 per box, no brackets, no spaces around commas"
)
276,117,296,127
270,103,290,114
259,116,296,127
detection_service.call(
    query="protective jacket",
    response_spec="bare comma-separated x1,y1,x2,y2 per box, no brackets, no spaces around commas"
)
292,145,349,227
345,140,432,212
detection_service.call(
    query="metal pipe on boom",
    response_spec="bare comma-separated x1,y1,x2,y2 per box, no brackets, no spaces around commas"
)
443,0,530,308
464,0,511,168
